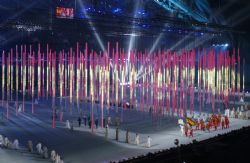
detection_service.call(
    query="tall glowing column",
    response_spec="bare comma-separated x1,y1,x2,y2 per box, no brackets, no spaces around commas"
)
2,51,5,106
16,46,19,115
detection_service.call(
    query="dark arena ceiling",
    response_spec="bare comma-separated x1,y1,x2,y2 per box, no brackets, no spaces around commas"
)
0,1,249,36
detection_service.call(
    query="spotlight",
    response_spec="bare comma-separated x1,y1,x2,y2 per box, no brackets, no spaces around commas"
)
225,43,229,47
112,8,122,14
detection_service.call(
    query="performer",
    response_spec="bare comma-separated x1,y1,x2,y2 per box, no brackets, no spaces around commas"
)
70,121,74,131
105,125,109,140
115,128,119,141
12,139,19,150
230,108,235,118
51,150,56,162
28,140,33,152
213,116,218,131
36,143,43,154
18,104,22,113
66,120,70,129
55,154,61,163
83,115,87,126
224,108,230,117
246,110,250,120
126,129,129,143
43,146,49,158
146,136,152,148
221,119,225,129
195,120,199,130
218,108,221,114
200,119,205,131
218,114,222,124
77,117,82,127
108,116,112,125
178,119,184,136
88,119,91,129
240,96,244,102
103,118,106,127
184,125,188,137
4,137,10,148
236,107,240,118
180,125,184,136
225,116,229,128
239,110,243,119
134,133,140,145
206,123,210,132
0,135,3,147
95,118,99,129
217,116,220,127
214,123,217,130
189,127,193,137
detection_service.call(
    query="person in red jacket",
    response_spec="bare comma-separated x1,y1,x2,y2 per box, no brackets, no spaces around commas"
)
184,125,188,137
218,114,222,124
216,117,220,128
200,119,205,131
225,116,230,128
214,122,217,130
221,119,225,129
213,117,218,131
206,123,211,132
189,127,193,137
195,120,199,130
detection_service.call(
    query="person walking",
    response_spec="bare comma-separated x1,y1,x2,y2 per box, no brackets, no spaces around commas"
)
115,128,119,141
43,146,48,159
70,121,74,131
134,133,140,145
4,137,9,148
28,140,33,152
95,118,99,129
51,150,56,162
189,127,193,137
66,120,70,129
222,119,225,129
125,129,129,143
146,136,152,148
105,125,109,140
200,119,205,131
88,120,91,129
108,116,112,125
83,114,87,126
77,117,82,127
184,125,188,137
0,135,3,147
195,120,199,130
12,139,19,150
180,125,184,136
225,116,230,128
36,142,43,154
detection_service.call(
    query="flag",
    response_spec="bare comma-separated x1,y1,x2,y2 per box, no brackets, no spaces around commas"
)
186,117,195,126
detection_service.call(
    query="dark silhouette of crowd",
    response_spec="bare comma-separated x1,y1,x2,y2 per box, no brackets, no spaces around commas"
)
112,126,250,163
